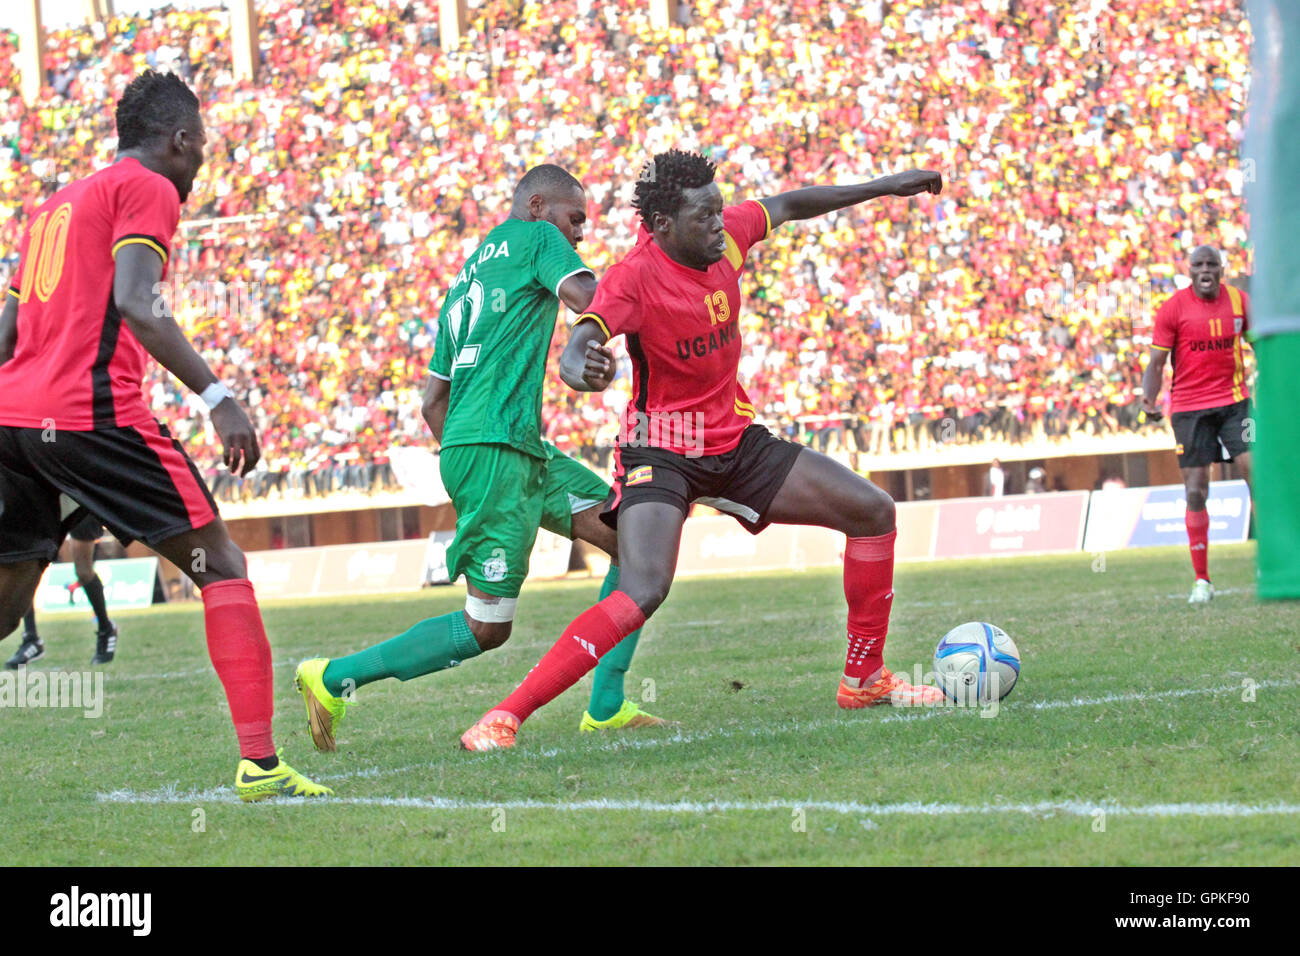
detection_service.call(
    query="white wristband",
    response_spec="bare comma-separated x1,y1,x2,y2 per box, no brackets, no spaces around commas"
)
199,382,234,411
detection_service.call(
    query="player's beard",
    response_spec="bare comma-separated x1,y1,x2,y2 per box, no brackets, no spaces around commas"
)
696,240,726,268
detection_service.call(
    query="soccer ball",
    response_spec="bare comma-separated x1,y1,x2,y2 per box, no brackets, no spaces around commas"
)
933,622,1020,705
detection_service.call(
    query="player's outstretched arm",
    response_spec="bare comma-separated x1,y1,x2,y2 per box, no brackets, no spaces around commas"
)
113,244,260,475
759,169,942,230
560,320,615,392
1140,346,1169,418
0,293,16,367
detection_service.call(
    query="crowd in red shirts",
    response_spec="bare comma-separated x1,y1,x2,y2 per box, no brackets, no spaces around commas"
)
0,0,1250,498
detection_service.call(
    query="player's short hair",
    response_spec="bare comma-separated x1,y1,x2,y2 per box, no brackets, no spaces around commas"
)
115,70,201,151
513,164,583,202
633,149,717,228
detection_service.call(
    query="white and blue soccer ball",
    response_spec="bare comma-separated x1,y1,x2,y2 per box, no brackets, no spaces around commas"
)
933,622,1020,705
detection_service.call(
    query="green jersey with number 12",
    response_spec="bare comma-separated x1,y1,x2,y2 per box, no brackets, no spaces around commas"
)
429,218,592,460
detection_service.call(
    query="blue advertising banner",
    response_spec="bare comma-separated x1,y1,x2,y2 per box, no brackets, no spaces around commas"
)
1084,481,1252,552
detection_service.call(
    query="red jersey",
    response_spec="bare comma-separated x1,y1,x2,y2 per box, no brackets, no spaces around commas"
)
0,158,179,430
1152,285,1249,413
576,200,771,455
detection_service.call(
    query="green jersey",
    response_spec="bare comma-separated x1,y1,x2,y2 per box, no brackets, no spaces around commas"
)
429,218,591,460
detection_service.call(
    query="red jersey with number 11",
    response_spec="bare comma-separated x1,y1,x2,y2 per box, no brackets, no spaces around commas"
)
1151,285,1250,413
0,158,179,430
573,200,771,456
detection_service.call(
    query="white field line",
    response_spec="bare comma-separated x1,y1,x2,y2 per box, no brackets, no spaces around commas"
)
93,678,1299,805
1023,678,1293,711
94,787,1300,819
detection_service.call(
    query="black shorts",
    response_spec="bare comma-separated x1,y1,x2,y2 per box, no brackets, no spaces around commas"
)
0,421,219,565
67,512,104,543
602,424,804,534
1170,399,1251,468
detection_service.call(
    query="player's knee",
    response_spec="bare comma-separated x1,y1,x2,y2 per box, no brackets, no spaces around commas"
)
851,484,895,537
1186,487,1209,511
188,558,246,587
630,590,668,618
621,577,670,618
75,565,95,585
464,594,517,650
197,542,247,581
872,488,897,529
467,618,512,651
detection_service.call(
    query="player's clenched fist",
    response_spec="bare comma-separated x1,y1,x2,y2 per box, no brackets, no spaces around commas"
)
886,169,943,197
582,342,616,391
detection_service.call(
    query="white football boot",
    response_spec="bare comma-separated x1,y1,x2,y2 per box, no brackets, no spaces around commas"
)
1188,579,1214,604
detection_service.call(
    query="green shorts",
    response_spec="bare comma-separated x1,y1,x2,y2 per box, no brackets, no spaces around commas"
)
439,441,610,597
539,441,610,538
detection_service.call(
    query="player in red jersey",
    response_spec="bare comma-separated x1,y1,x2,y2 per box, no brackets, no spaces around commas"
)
462,149,944,750
0,71,329,800
1141,245,1253,604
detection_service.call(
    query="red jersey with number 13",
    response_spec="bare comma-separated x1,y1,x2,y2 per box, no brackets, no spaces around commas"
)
1151,285,1250,413
0,158,179,430
573,200,771,456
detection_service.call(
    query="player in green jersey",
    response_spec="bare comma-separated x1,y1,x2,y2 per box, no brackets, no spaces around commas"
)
293,165,664,751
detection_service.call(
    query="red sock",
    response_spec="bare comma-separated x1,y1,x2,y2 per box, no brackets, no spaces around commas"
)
1186,508,1210,580
493,592,645,724
842,530,896,684
202,579,275,759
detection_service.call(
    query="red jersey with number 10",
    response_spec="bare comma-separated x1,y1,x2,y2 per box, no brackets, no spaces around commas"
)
1151,284,1250,413
573,200,771,456
0,158,179,430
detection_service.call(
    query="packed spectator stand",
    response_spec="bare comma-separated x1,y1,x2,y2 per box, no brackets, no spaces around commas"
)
0,0,1251,503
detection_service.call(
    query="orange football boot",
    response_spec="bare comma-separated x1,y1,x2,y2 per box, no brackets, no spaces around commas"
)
837,667,945,708
460,712,521,750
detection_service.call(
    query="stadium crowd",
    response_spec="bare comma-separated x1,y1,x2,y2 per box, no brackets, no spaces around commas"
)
0,0,1251,499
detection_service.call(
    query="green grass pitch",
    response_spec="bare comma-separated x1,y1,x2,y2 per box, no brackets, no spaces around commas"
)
3,542,1296,865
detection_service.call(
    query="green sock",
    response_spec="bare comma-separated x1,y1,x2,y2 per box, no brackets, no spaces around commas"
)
322,610,481,696
587,564,644,721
